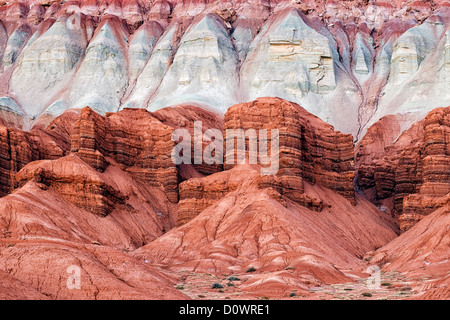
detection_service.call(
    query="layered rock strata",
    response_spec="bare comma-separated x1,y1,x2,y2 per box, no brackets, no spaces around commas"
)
0,122,66,196
0,1,448,138
356,106,449,231
177,97,355,226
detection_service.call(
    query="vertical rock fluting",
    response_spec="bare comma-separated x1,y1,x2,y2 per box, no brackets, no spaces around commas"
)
356,106,450,232
70,107,179,203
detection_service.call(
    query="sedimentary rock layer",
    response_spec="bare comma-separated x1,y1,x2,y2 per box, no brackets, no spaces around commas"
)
356,106,450,231
134,164,397,297
0,1,448,138
71,107,179,202
225,97,355,203
0,121,66,196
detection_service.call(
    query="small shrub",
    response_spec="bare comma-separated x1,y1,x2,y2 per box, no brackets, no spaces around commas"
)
289,292,297,297
381,282,392,287
227,276,241,281
401,286,412,291
227,282,235,287
285,266,294,270
175,285,185,290
361,292,372,297
211,283,224,289
246,267,257,273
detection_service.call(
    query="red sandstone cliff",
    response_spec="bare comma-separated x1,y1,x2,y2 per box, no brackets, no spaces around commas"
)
356,106,449,232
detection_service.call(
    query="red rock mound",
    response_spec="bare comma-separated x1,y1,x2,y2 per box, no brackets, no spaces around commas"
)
0,240,188,299
369,205,449,276
2,155,176,247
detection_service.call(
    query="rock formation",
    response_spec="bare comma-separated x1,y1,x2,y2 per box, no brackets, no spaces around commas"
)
176,97,356,226
71,107,179,202
0,0,448,138
0,98,398,299
367,205,449,300
0,121,66,197
356,106,449,232
0,0,448,300
134,164,397,297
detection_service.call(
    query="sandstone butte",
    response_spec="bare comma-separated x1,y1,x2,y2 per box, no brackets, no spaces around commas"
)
0,0,448,301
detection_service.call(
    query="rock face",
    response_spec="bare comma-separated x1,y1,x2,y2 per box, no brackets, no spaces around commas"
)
16,156,127,217
226,98,355,201
0,1,448,300
71,107,179,202
401,107,450,231
4,155,177,247
0,0,448,138
0,121,66,197
356,106,450,232
177,97,355,226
